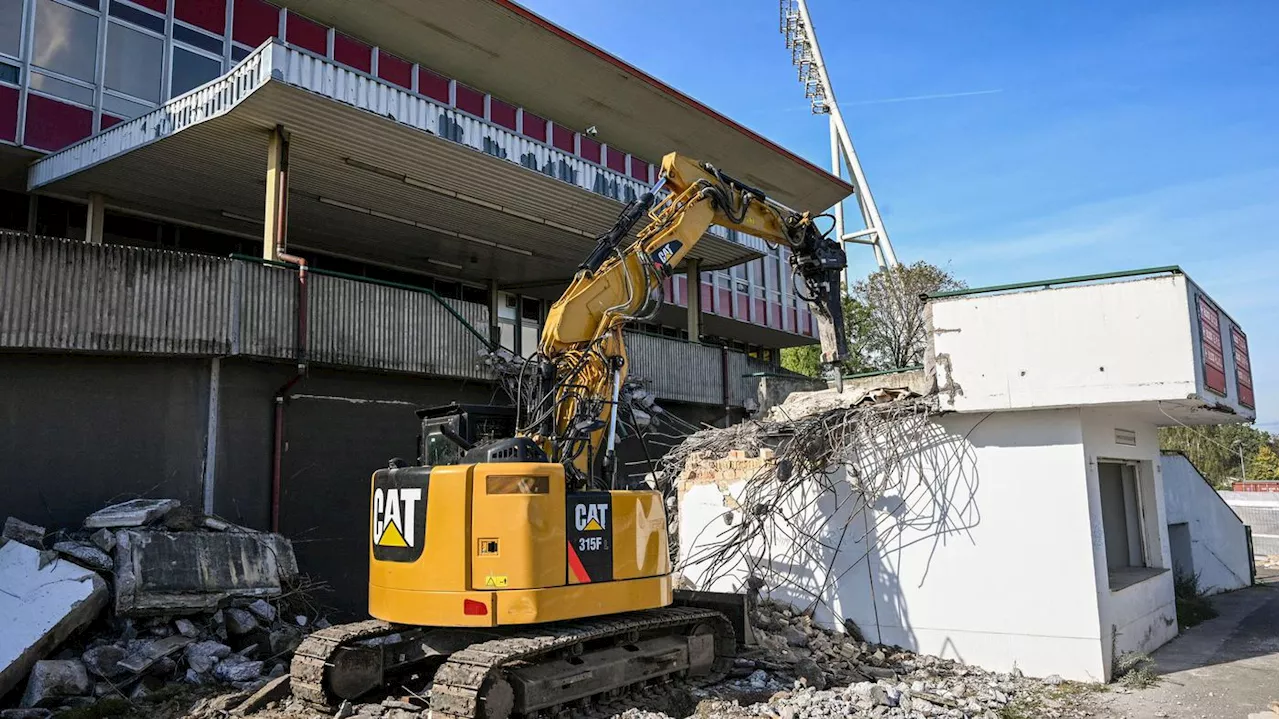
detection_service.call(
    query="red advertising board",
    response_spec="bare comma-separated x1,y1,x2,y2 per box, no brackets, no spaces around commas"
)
1197,295,1227,395
1230,324,1254,408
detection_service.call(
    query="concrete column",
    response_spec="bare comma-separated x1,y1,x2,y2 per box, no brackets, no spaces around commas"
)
685,258,702,342
85,193,105,244
487,279,501,348
263,125,290,261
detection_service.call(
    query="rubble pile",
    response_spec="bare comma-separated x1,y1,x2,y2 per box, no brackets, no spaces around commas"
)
613,599,1094,719
0,500,321,717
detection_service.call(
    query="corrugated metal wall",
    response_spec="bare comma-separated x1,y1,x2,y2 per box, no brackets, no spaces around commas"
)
0,233,232,355
1,234,773,403
0,234,490,381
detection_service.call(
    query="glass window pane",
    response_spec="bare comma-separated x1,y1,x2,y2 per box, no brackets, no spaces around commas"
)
108,0,163,32
106,22,163,102
102,91,152,119
0,60,17,84
0,0,22,58
171,46,222,96
174,23,224,54
30,70,94,105
33,0,99,83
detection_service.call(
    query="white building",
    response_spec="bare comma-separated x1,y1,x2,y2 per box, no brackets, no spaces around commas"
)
1161,451,1253,593
677,268,1257,682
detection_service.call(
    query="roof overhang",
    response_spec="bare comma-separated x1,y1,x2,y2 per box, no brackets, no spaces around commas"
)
275,0,855,213
28,42,761,285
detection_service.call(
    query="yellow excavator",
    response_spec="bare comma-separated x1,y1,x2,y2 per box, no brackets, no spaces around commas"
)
290,152,849,718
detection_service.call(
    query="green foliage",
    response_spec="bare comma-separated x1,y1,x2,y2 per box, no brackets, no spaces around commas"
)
1160,424,1279,488
1248,444,1279,481
780,261,964,377
1173,572,1219,630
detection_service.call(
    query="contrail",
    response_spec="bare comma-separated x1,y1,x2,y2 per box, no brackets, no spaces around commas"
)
841,88,1004,107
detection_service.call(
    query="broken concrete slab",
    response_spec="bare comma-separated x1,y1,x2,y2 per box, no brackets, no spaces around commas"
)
20,660,91,708
0,542,109,698
117,635,193,674
233,674,290,714
223,608,259,636
113,530,298,616
247,599,277,623
51,541,113,572
84,499,180,529
3,518,46,548
1,709,53,719
212,657,263,683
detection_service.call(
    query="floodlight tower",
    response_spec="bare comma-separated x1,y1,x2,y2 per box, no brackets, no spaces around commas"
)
780,0,898,271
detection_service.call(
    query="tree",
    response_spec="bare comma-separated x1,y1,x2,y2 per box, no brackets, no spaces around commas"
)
851,261,965,370
1248,444,1279,481
781,261,963,377
1159,424,1278,488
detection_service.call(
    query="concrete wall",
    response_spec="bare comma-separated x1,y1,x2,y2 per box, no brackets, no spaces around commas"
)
928,274,1255,423
677,407,1112,681
1079,408,1177,670
0,354,210,528
1161,452,1252,594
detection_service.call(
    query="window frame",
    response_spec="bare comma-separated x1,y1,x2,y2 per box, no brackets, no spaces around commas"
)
31,0,101,99
0,0,25,64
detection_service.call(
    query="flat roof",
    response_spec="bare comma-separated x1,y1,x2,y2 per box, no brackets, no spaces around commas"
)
276,0,855,213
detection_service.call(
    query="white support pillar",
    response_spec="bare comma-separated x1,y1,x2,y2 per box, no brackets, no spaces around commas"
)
263,125,290,261
686,259,702,342
85,193,105,244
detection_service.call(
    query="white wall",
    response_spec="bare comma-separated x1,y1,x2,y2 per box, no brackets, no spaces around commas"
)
928,274,1256,423
678,408,1110,680
1162,453,1252,593
1079,408,1178,672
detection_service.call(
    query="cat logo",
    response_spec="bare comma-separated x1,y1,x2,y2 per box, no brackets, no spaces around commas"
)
372,487,421,548
574,502,609,532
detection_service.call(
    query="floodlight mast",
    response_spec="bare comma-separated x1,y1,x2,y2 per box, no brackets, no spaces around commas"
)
780,0,898,274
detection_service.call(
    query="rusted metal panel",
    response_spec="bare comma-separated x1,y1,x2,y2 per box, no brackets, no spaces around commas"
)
625,332,723,406
0,233,231,355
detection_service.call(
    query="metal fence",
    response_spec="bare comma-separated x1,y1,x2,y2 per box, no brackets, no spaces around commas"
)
1220,491,1280,557
0,233,781,404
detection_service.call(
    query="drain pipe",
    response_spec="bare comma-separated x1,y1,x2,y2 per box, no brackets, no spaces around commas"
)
267,121,308,532
270,249,307,533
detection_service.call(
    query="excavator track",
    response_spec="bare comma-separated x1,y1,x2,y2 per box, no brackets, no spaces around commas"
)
290,619,400,705
289,607,734,718
430,606,734,719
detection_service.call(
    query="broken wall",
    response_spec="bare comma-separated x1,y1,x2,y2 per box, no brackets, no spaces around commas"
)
677,407,1112,681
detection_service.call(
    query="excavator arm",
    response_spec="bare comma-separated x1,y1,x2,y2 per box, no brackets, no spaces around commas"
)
527,152,848,483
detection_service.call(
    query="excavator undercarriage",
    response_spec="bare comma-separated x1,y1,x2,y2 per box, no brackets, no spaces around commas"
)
290,607,735,718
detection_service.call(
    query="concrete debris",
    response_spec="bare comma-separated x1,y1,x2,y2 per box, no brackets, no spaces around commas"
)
3,517,46,548
234,674,291,714
248,598,278,623
51,541,113,572
19,660,91,708
80,645,128,679
185,641,232,674
0,500,322,718
89,528,117,553
0,541,109,698
114,529,298,616
116,635,193,674
83,499,181,529
212,656,263,683
224,608,260,636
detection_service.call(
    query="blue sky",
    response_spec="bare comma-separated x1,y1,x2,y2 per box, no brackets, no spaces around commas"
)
521,0,1278,429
